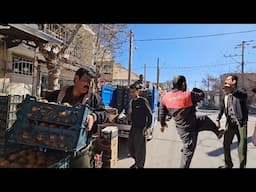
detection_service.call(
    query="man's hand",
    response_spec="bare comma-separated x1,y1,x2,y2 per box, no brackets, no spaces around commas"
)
143,128,149,136
86,114,95,131
215,120,221,129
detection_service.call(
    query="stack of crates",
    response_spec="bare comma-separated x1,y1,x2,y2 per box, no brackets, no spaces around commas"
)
96,126,118,168
0,95,24,154
123,87,131,114
114,86,125,114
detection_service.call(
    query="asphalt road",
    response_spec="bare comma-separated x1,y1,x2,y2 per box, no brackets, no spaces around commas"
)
117,110,256,168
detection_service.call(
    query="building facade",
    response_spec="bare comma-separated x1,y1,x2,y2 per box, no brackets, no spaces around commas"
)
100,61,139,86
0,24,95,96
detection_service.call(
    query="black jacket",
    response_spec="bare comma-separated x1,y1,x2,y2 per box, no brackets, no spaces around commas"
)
128,97,152,129
216,88,248,126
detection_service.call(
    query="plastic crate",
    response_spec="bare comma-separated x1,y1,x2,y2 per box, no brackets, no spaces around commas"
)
0,147,70,168
0,119,16,138
0,95,24,104
0,111,17,121
0,142,27,155
114,86,125,113
0,103,18,113
47,155,70,168
9,95,92,152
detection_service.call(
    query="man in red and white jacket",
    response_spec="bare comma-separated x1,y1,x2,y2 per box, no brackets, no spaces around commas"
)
160,75,224,168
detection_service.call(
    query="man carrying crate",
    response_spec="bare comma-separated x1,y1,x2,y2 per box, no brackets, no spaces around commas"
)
45,67,108,168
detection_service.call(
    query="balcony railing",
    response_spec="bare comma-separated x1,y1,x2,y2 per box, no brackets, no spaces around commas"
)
38,24,69,43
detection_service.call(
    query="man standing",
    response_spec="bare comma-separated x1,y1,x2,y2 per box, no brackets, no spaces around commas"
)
216,75,248,168
128,83,152,168
160,75,224,168
46,67,108,167
134,74,145,89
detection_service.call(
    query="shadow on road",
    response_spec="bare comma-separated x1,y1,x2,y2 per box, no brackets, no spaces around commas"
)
207,136,252,157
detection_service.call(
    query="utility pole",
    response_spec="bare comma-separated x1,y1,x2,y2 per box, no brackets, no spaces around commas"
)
236,40,252,87
194,81,197,88
225,40,253,88
128,30,133,86
241,41,245,84
37,64,42,97
144,63,146,84
157,57,160,90
207,77,210,92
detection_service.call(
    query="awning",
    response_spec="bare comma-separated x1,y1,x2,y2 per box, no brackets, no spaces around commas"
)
0,24,63,48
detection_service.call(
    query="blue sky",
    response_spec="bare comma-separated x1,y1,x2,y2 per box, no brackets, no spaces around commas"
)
115,24,256,91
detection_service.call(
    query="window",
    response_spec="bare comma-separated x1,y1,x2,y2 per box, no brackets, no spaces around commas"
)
12,55,33,76
41,74,48,90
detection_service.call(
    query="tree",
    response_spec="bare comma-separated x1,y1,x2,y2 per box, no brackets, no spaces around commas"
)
39,24,128,92
39,24,83,91
88,24,129,90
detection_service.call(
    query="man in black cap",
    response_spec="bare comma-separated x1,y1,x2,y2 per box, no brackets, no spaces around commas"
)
160,75,224,168
134,74,145,89
128,83,152,168
46,67,108,168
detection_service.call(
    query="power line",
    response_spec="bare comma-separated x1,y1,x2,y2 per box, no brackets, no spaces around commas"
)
134,29,256,42
150,62,238,70
133,61,256,71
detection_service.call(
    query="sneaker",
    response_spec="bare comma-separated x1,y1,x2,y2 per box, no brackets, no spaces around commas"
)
217,130,225,139
130,164,137,168
218,165,232,169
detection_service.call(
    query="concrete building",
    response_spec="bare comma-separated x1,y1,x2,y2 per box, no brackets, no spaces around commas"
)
112,63,139,86
99,61,139,86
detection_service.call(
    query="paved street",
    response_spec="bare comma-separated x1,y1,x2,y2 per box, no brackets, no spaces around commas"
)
117,110,256,168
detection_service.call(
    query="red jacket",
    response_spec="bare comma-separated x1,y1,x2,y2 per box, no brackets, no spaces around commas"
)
160,88,204,129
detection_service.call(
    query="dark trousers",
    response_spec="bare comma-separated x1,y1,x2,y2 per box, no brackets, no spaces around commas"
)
176,115,220,168
128,126,146,168
223,120,247,168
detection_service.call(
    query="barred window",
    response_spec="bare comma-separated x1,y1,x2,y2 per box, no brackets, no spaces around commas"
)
12,55,33,76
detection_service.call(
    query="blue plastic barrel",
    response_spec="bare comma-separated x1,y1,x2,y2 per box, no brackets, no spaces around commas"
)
101,85,116,107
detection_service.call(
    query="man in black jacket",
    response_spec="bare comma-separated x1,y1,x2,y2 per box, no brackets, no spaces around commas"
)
46,67,108,167
216,75,248,168
128,83,152,168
